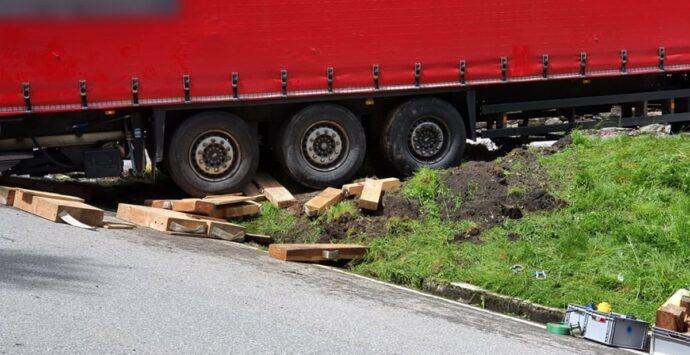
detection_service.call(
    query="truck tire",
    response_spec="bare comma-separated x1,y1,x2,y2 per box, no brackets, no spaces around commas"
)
381,97,466,175
167,111,259,197
278,104,366,188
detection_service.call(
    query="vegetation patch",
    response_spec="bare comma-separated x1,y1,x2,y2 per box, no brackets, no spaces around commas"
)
242,132,690,321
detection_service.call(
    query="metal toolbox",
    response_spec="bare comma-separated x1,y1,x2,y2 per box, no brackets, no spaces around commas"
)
651,327,690,355
564,304,649,350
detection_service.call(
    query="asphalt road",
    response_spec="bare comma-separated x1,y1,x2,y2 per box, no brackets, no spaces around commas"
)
0,206,624,354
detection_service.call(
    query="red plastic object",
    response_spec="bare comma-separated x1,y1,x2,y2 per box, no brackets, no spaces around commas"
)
0,0,688,116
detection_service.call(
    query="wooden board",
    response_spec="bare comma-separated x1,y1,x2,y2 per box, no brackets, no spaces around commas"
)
253,173,297,208
171,195,254,217
342,183,364,198
147,199,174,209
14,190,103,226
240,182,266,202
375,177,402,191
116,204,245,241
656,305,687,331
0,186,15,205
169,196,258,218
268,244,367,262
359,179,383,210
304,188,344,216
0,176,97,201
343,178,400,198
223,201,262,218
103,222,135,230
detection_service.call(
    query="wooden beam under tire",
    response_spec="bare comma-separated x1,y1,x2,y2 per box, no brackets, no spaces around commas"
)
252,173,297,208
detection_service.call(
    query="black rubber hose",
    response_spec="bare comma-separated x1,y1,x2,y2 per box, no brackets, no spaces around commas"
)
29,136,78,170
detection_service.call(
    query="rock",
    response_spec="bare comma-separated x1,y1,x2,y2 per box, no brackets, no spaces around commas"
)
639,124,671,135
545,117,563,126
529,140,558,148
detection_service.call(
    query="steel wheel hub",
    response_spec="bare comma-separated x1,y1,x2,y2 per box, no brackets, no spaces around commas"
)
302,123,347,171
190,132,238,180
409,120,446,160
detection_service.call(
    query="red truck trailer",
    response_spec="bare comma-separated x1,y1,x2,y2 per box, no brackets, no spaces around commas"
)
1,0,689,196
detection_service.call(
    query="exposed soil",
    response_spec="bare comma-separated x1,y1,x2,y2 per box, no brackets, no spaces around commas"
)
441,148,564,236
320,213,387,243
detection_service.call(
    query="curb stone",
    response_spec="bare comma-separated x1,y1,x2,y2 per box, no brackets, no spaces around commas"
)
422,279,564,324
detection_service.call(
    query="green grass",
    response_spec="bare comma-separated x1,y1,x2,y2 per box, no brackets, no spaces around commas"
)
242,203,321,244
326,200,360,222
355,133,690,321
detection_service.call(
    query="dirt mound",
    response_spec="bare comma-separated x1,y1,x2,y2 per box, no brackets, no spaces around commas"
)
442,148,563,232
382,191,421,219
321,213,386,242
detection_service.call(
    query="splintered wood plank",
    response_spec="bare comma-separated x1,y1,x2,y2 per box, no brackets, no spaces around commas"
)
14,190,103,226
268,244,367,262
116,204,245,240
252,173,297,208
342,183,364,198
0,186,16,205
359,179,383,210
304,188,344,216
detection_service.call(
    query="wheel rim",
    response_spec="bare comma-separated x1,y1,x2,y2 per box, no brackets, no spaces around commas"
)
408,117,448,163
189,130,241,181
301,121,349,171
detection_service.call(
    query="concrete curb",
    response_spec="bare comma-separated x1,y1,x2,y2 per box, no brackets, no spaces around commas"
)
422,279,565,324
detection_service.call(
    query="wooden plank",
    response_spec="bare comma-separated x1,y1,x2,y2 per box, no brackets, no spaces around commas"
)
656,305,687,331
375,177,402,191
223,201,262,218
13,188,84,203
342,183,364,198
148,199,174,209
304,188,344,216
252,173,297,208
0,186,16,205
343,178,400,198
359,179,383,210
116,204,245,240
268,244,367,262
14,190,103,226
117,204,206,234
103,222,135,230
172,195,254,217
240,182,266,202
0,176,96,201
